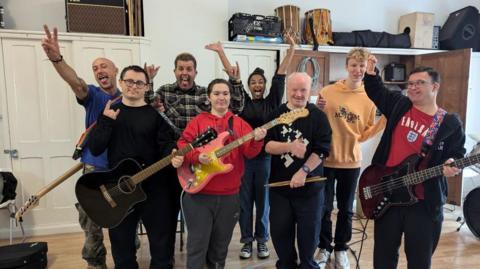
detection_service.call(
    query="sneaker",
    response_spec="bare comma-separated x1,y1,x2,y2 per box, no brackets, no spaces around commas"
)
257,242,270,259
239,242,252,259
334,250,350,269
315,248,331,268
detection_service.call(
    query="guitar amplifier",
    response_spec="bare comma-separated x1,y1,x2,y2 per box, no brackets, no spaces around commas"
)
65,0,127,35
228,13,282,41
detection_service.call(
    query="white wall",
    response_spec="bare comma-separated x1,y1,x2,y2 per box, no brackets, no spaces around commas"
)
228,0,480,33
3,1,480,80
142,0,228,87
1,0,66,31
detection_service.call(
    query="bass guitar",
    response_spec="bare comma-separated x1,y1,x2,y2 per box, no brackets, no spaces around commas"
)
359,153,480,220
15,163,84,221
178,108,309,194
75,128,216,228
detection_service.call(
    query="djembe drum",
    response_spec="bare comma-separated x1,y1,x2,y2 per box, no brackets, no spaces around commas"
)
304,9,333,46
275,5,301,44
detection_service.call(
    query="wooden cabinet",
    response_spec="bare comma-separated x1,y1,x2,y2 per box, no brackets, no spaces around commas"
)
0,30,150,238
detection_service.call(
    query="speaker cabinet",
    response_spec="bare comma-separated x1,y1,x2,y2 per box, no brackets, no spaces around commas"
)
65,0,127,35
440,6,480,51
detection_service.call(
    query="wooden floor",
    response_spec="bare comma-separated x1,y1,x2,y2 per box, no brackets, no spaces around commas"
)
1,207,479,269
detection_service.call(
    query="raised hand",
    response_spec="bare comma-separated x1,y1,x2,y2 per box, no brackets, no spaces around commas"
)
151,97,165,112
316,93,326,110
285,33,296,48
205,42,224,53
223,61,241,81
290,139,306,159
144,63,160,81
42,25,62,61
366,55,377,75
103,100,120,120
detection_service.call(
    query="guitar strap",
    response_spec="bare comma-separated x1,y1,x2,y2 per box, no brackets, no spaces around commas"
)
228,115,237,138
420,108,447,157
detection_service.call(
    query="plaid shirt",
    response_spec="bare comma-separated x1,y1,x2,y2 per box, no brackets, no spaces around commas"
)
156,82,245,130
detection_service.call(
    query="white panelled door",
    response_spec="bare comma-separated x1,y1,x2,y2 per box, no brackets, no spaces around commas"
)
0,35,143,237
1,38,81,233
215,48,278,99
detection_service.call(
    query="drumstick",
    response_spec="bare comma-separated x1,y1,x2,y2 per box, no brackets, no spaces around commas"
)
266,176,327,187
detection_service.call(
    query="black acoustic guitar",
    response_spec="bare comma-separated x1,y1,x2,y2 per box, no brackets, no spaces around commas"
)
75,128,217,228
359,153,480,220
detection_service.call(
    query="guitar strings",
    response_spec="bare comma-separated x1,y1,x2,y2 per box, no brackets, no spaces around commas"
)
365,155,480,197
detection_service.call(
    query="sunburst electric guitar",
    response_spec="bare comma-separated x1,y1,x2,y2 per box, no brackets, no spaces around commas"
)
178,108,309,194
75,128,217,228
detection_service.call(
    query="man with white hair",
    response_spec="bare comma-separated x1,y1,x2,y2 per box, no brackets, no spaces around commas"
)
265,72,332,269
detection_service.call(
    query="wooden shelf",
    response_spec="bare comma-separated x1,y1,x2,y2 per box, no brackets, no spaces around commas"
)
220,41,445,55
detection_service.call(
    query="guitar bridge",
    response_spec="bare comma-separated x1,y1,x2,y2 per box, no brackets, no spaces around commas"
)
100,185,117,208
363,187,372,200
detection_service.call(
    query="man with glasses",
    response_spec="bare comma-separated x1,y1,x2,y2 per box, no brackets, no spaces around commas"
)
89,65,183,269
364,57,465,269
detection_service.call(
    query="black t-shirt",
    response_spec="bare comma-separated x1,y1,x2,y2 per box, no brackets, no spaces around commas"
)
89,103,175,193
265,103,332,196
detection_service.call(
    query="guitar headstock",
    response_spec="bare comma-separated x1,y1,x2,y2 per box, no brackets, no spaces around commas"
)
191,127,217,148
277,108,309,125
15,195,39,221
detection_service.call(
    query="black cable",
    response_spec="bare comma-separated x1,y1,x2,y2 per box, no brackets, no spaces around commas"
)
345,213,369,269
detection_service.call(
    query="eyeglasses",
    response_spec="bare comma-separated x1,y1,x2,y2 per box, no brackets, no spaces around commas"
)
122,79,147,88
407,80,433,88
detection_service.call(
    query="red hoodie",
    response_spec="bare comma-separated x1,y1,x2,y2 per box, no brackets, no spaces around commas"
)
177,111,263,195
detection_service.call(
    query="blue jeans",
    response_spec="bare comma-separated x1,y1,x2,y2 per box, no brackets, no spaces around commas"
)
239,154,270,243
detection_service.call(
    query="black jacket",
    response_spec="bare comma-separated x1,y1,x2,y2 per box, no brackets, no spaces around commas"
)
364,74,466,220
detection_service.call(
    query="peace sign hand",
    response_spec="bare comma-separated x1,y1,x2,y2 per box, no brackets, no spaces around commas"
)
103,100,120,120
41,25,62,61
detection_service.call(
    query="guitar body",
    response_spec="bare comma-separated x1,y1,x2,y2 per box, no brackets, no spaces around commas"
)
358,154,422,219
75,158,147,228
178,131,234,194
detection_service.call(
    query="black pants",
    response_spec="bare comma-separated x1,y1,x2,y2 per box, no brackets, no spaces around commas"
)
270,190,324,269
319,167,360,252
373,201,442,269
109,185,175,269
165,167,182,264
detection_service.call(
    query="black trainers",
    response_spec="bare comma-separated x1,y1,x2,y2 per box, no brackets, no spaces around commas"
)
239,242,252,259
257,242,270,259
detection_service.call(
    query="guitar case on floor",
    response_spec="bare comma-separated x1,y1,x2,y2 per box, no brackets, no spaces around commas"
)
0,242,48,269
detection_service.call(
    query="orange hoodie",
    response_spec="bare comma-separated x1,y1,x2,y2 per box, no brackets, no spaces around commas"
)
319,80,385,168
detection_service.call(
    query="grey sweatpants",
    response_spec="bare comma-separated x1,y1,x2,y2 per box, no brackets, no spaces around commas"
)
183,193,240,269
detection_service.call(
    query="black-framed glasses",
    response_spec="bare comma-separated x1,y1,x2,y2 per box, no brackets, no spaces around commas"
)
122,79,147,88
407,80,433,88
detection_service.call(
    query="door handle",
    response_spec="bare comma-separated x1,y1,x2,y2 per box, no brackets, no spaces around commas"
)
3,149,18,159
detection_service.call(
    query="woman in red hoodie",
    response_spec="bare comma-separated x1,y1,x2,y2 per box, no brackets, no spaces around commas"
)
177,78,266,269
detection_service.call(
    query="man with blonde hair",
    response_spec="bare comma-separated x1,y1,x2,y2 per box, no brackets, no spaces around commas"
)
315,48,385,269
